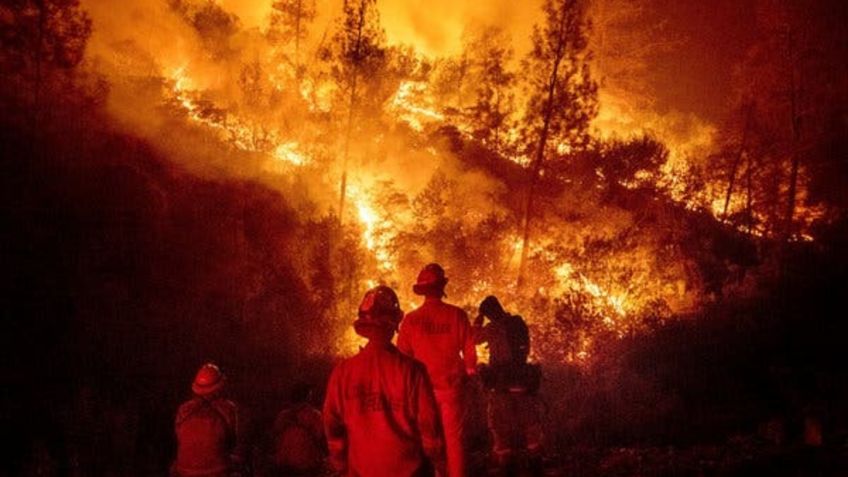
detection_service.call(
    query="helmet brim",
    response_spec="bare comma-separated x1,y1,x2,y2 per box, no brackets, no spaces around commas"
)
192,376,225,396
412,278,448,296
354,318,397,337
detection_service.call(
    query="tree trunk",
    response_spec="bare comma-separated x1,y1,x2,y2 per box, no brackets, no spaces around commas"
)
338,78,356,222
745,148,754,234
337,0,366,224
517,4,569,288
783,31,801,242
455,53,468,110
721,102,753,222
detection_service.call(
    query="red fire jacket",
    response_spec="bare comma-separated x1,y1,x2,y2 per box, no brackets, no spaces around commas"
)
398,297,477,390
271,403,324,471
323,341,446,477
173,397,240,477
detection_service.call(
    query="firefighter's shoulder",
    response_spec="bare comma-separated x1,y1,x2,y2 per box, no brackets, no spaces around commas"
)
330,355,355,376
404,306,424,320
399,309,423,332
213,398,237,413
395,349,431,379
442,301,468,320
387,344,425,368
175,398,200,421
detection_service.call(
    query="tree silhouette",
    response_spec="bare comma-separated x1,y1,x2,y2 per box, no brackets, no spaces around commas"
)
0,0,91,114
326,0,386,222
268,0,317,76
516,0,597,287
462,26,516,156
170,0,240,61
727,0,847,241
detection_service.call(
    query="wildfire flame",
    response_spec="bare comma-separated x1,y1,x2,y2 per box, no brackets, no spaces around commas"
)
273,142,311,166
389,80,444,132
82,0,824,365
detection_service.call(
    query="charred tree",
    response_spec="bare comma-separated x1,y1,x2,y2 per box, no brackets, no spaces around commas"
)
721,101,754,222
782,30,802,242
0,0,91,120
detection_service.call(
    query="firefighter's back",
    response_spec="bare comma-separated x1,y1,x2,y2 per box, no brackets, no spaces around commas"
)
173,397,236,476
326,343,434,477
400,300,468,390
271,404,324,473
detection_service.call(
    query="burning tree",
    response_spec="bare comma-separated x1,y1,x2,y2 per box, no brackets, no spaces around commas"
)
460,26,516,156
268,0,316,77
326,0,387,222
516,0,598,287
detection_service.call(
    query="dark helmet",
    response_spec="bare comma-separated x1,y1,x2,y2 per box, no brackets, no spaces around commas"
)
412,263,448,296
479,295,507,321
354,285,404,336
192,363,226,396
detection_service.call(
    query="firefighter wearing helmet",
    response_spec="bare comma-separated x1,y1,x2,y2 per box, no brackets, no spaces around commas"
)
398,264,477,477
474,295,543,476
172,363,244,477
323,285,446,477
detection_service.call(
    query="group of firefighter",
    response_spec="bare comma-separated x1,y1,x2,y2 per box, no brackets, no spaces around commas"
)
172,263,543,477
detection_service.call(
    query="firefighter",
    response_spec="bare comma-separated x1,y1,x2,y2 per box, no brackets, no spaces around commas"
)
268,383,325,476
398,263,477,477
474,296,543,477
172,363,244,477
323,285,446,477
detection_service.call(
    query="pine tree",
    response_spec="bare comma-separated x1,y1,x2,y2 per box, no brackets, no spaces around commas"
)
463,26,516,155
0,0,91,112
170,0,240,61
327,0,386,222
268,0,316,75
729,0,847,241
516,0,597,287
589,0,674,112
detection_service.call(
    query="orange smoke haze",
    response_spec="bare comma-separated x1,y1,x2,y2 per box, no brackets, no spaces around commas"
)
82,0,742,181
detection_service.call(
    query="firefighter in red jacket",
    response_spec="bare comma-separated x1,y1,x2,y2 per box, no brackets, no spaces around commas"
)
398,263,477,477
324,285,446,477
269,383,325,475
172,363,243,477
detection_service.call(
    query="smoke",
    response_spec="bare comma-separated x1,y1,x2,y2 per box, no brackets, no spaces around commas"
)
79,0,516,206
83,0,202,75
376,0,539,56
593,90,718,174
81,0,724,173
